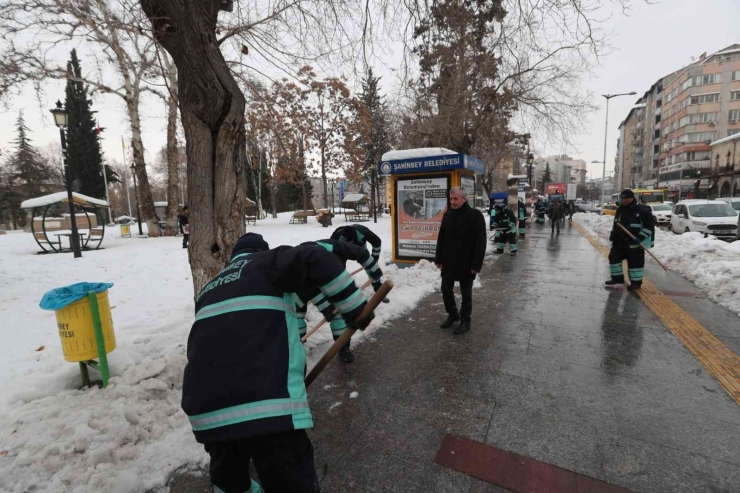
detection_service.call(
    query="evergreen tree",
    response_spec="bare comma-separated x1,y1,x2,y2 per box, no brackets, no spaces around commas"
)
543,162,552,189
359,68,392,216
8,111,55,199
64,49,109,198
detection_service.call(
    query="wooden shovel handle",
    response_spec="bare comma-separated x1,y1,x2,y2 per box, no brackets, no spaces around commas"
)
305,281,394,387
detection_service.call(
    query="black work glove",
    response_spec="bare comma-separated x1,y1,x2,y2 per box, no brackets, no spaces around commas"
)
372,280,390,303
348,311,375,330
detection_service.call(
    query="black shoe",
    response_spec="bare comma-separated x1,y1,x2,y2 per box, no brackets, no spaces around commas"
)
604,279,623,286
338,342,355,363
454,318,471,334
628,282,642,291
381,297,390,303
494,250,504,255
440,314,460,329
510,251,517,256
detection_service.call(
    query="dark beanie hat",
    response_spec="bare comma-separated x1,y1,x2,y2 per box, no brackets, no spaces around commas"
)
620,189,635,199
231,233,269,258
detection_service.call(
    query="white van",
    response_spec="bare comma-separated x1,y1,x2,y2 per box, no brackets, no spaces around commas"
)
670,200,738,240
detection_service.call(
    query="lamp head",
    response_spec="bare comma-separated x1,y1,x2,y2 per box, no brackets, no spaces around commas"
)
50,100,68,128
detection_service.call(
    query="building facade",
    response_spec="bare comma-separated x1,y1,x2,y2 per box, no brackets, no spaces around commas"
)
708,132,740,197
614,44,740,200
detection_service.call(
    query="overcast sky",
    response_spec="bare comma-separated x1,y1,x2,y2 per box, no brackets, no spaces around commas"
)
1,0,738,180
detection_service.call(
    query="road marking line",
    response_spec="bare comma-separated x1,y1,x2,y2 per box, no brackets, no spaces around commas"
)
573,220,740,405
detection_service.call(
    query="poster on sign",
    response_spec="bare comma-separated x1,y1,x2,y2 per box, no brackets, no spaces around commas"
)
396,175,449,259
460,175,475,207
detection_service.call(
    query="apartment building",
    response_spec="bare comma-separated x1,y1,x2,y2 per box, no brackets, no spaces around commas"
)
658,45,740,199
614,44,740,199
533,155,587,187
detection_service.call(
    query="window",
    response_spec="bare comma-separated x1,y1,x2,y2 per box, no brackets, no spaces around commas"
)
733,70,740,81
682,74,721,90
680,131,717,143
731,91,740,101
690,93,720,104
679,112,718,126
686,151,711,161
688,204,736,217
729,109,740,121
728,129,740,137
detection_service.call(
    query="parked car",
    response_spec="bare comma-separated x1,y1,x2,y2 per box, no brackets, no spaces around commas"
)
648,203,673,226
670,200,739,240
601,203,617,216
715,197,740,239
575,203,601,214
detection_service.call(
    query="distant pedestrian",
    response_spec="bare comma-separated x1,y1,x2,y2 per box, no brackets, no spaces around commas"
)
178,206,190,249
535,199,547,224
491,203,518,255
434,187,487,334
548,199,564,234
605,189,655,290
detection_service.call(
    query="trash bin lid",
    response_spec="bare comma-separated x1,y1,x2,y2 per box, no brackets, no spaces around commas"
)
39,282,114,311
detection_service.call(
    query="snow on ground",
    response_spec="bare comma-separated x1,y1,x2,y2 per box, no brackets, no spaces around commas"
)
0,212,451,493
576,213,740,318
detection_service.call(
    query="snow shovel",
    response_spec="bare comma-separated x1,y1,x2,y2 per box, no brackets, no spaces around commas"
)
301,278,374,342
616,223,669,272
305,280,393,388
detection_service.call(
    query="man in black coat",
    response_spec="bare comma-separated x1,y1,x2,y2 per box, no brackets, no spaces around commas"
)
434,186,487,334
178,206,189,248
548,198,564,234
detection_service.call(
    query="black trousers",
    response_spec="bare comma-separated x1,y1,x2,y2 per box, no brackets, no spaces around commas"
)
608,243,645,284
441,274,474,319
183,234,189,248
205,430,320,493
551,218,560,233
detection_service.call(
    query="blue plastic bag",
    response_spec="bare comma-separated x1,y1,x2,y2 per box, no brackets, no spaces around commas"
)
39,282,114,311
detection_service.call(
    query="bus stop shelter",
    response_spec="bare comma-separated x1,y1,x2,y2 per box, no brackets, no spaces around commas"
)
378,148,485,265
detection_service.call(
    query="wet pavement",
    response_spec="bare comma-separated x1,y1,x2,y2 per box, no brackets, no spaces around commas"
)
163,219,740,493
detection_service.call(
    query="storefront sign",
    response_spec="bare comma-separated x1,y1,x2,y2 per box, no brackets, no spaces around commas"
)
380,153,484,176
395,176,449,259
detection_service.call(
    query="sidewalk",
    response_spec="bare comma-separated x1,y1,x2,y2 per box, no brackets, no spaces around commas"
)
164,220,740,493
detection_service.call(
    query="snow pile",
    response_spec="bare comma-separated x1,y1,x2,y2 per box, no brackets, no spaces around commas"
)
20,192,109,209
0,212,453,493
576,214,740,317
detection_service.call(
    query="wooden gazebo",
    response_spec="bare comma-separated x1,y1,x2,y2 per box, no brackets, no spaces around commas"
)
21,192,109,254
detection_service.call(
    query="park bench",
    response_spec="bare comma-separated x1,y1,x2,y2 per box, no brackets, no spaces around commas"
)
290,211,308,224
245,215,257,226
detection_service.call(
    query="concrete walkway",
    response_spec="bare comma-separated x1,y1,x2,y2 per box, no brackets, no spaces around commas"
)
164,219,740,493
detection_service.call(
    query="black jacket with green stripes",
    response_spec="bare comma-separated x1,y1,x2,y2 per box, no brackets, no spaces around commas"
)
182,244,368,443
330,224,383,261
610,202,655,246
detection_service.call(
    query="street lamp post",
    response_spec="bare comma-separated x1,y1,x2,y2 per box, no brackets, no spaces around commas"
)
50,101,82,258
130,163,143,235
526,152,534,191
600,92,637,214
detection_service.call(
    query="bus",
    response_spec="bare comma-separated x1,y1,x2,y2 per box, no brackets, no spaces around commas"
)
610,189,666,205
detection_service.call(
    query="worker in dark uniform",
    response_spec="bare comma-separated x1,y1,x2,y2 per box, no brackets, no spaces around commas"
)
297,237,385,363
331,224,382,263
605,189,656,290
183,233,375,493
535,199,547,224
491,203,518,255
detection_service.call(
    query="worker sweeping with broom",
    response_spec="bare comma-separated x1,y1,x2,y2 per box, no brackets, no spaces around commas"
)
605,189,656,291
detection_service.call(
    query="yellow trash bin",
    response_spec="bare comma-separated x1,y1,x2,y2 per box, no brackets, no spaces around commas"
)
55,290,117,362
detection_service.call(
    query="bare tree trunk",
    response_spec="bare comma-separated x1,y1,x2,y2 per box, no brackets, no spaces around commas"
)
320,143,328,209
141,0,247,294
256,151,265,218
300,140,309,212
164,52,180,236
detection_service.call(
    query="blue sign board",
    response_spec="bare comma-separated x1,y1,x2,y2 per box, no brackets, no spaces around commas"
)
379,153,485,176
